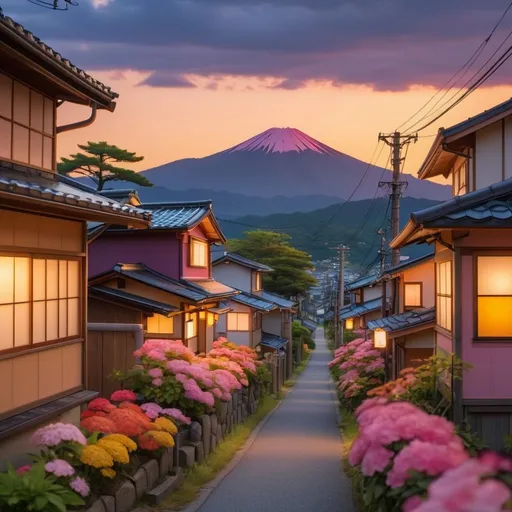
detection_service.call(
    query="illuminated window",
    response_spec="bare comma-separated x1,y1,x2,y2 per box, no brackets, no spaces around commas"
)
436,261,452,332
253,272,262,291
453,161,468,196
404,283,422,310
185,313,197,339
0,256,81,353
227,313,250,331
190,238,208,268
147,314,174,334
477,256,512,338
0,74,55,170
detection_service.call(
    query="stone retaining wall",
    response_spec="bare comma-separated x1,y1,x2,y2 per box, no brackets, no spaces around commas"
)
82,384,262,511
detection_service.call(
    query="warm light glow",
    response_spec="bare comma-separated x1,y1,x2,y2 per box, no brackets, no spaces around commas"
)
478,256,512,295
227,312,250,331
199,311,206,321
147,314,174,334
190,239,208,267
478,297,512,337
404,283,421,308
374,328,387,349
207,313,215,327
186,320,195,339
345,318,354,330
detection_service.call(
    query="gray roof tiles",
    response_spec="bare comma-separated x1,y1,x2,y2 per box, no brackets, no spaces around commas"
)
231,291,277,312
212,252,274,272
260,291,295,309
260,332,288,350
340,298,382,320
346,272,380,291
142,201,213,229
367,307,435,333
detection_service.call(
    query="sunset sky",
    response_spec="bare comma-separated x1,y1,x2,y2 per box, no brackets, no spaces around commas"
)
4,0,512,178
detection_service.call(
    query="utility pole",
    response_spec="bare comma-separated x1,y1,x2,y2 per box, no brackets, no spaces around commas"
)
378,132,418,267
334,245,348,348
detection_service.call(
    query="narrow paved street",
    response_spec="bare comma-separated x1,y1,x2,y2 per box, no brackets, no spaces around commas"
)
197,328,354,512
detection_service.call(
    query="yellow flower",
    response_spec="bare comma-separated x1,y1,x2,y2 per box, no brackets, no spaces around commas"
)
80,444,114,468
97,439,130,464
102,434,137,452
149,422,163,431
101,468,116,479
147,430,175,448
154,417,178,435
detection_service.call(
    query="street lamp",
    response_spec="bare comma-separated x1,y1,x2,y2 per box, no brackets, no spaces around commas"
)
345,317,354,331
374,328,387,349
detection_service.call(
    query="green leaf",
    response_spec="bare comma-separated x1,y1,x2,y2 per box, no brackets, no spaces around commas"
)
46,493,66,512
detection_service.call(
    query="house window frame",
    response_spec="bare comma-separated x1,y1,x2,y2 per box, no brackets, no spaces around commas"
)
354,289,362,305
227,312,250,332
452,159,468,197
189,237,208,268
404,282,423,310
253,272,262,292
0,73,56,172
252,311,262,331
436,260,452,333
0,252,83,356
185,312,197,339
146,314,174,336
474,252,512,342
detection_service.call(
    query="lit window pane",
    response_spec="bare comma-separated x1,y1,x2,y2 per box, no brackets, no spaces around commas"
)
14,303,29,347
445,262,452,294
43,98,54,135
68,298,79,337
478,256,512,296
0,305,13,350
33,301,46,343
0,74,12,119
478,297,512,337
0,257,14,304
227,313,238,331
59,299,67,339
439,263,446,294
46,259,58,300
12,124,29,163
30,91,44,132
405,284,421,307
46,300,58,341
29,131,43,168
59,260,67,298
147,314,173,334
238,314,249,331
33,259,46,301
68,261,79,297
14,257,30,303
13,82,29,126
0,118,11,159
43,136,53,170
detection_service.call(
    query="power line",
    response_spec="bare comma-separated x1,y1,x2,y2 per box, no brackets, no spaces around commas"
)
396,1,512,133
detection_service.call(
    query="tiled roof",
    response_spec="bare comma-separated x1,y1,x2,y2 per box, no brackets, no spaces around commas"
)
212,252,274,272
90,264,212,303
260,332,288,350
0,168,150,225
185,279,237,299
89,285,179,317
261,291,295,309
142,201,213,229
100,189,141,205
231,291,277,312
209,302,232,314
0,9,118,103
340,298,382,320
392,178,512,248
367,307,435,334
346,272,380,292
383,253,434,277
300,318,318,331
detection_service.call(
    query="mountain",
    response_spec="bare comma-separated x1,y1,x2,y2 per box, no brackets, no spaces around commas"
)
141,127,450,201
219,196,440,265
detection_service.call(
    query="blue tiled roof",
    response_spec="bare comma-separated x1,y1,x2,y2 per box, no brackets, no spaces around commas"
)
212,252,273,272
383,253,434,277
231,291,277,312
301,319,318,331
260,332,288,350
346,272,380,292
89,285,179,316
261,291,295,309
340,298,381,320
367,307,435,334
209,302,232,314
142,201,212,229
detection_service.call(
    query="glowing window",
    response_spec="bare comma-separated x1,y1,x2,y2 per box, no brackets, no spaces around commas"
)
404,283,422,309
190,238,208,268
147,314,174,334
227,313,250,331
436,261,452,332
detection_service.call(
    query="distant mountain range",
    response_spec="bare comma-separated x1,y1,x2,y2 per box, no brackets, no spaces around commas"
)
140,127,450,201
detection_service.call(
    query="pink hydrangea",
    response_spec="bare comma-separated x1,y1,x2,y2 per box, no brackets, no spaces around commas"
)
70,476,90,497
148,368,163,379
141,402,162,420
45,459,75,477
182,378,214,408
152,377,163,387
32,423,87,447
110,389,137,402
361,445,394,476
161,408,191,425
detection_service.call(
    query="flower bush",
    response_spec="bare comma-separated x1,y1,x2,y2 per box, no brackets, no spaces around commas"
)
328,338,385,409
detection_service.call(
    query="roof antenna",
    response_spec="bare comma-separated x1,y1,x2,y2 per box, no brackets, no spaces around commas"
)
27,0,78,9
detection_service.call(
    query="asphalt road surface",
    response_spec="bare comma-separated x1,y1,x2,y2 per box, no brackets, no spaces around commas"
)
197,328,355,512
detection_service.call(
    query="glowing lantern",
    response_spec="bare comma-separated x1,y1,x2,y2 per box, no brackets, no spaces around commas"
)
345,318,354,330
374,328,387,349
207,313,215,327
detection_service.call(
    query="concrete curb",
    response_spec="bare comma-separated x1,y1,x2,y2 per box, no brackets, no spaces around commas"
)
175,385,296,512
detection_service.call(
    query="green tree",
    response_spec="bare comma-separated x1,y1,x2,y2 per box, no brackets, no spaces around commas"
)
227,231,317,297
58,141,152,191
292,320,315,350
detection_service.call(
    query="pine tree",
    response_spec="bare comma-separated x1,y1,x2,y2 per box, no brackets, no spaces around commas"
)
57,141,152,191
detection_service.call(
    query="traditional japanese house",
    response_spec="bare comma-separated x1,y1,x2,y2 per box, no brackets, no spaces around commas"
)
0,11,150,463
391,97,512,448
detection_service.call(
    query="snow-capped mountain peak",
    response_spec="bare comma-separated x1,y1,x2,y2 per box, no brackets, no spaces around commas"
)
222,127,340,155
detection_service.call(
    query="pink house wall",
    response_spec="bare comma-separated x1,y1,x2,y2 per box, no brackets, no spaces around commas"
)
459,234,512,399
399,260,435,311
181,226,210,280
88,232,180,278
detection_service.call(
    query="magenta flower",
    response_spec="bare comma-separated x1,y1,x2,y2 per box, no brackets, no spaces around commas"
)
45,459,75,477
110,389,137,402
32,423,87,447
148,368,163,379
141,402,162,420
161,408,191,425
16,465,31,475
361,444,394,476
152,377,163,387
69,476,90,497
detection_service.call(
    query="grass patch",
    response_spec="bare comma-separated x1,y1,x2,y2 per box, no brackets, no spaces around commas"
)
159,394,279,511
339,406,364,512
